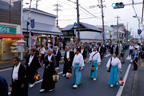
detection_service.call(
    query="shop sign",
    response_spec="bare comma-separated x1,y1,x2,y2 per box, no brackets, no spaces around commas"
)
0,26,16,33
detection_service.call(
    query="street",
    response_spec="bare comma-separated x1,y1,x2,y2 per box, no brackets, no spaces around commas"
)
0,51,135,96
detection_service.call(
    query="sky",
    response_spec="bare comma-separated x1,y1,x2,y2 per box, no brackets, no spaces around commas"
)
23,0,143,37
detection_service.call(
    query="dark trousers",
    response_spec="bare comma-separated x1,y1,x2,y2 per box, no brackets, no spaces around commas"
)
133,58,138,70
129,50,133,57
41,54,45,63
11,81,28,96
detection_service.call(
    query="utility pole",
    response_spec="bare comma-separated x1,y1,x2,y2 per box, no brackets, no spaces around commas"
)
100,0,105,43
127,22,129,42
77,0,80,43
29,0,32,50
36,0,41,9
53,3,62,27
116,16,120,43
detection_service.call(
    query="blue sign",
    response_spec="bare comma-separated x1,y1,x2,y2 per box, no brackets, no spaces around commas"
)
110,35,112,38
138,29,142,35
74,22,77,28
31,19,35,28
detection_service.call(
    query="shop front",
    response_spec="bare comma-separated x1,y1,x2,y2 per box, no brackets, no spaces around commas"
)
0,25,24,61
23,21,62,48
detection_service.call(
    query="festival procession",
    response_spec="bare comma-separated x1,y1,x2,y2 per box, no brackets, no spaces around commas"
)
0,0,144,96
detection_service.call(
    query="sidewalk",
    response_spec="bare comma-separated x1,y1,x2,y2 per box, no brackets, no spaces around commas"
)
0,61,13,69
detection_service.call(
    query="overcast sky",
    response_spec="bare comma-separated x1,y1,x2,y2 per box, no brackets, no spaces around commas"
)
23,0,143,37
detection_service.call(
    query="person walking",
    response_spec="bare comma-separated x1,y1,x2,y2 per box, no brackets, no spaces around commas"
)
0,76,8,96
40,45,45,63
11,56,28,96
40,49,57,93
25,49,40,88
89,47,101,81
72,48,84,88
53,46,62,69
133,48,139,71
106,53,122,88
63,46,74,76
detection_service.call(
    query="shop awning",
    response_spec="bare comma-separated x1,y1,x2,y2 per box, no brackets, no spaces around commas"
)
0,33,24,38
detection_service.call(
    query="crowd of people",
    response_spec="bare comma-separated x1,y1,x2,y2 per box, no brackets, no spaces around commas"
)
1,40,143,96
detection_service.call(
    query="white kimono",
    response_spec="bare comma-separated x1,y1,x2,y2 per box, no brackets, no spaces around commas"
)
106,57,121,69
89,51,101,64
72,53,84,67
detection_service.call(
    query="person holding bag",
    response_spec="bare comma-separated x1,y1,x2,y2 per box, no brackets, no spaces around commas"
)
106,52,122,88
89,46,101,81
72,48,84,88
40,49,57,93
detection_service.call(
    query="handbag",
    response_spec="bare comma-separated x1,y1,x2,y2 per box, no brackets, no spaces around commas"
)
90,52,98,71
107,57,112,72
91,65,95,72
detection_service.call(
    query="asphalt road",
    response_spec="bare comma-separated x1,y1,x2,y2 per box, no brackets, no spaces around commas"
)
0,51,134,96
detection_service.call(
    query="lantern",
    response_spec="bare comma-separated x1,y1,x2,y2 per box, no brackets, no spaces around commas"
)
84,59,86,63
53,74,60,82
34,73,40,81
119,77,124,86
9,87,12,92
66,72,72,79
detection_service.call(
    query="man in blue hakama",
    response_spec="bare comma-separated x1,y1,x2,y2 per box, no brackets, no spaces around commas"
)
89,47,101,81
72,48,84,88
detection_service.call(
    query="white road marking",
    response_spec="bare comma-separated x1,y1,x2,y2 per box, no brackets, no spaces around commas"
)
58,71,63,75
126,56,131,60
0,68,12,72
35,79,43,84
104,53,110,57
116,64,131,96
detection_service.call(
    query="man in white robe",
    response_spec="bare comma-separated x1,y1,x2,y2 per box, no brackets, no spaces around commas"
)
72,48,84,88
89,47,101,81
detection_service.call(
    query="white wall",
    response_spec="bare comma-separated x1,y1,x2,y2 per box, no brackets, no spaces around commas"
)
77,31,103,40
23,11,56,25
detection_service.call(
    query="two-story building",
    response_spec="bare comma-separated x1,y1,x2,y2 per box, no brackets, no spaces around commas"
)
61,22,102,42
0,0,24,61
23,8,62,47
97,25,117,41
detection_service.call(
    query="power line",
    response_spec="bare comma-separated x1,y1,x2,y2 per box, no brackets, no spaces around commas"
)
79,5,97,17
59,16,99,21
58,0,90,17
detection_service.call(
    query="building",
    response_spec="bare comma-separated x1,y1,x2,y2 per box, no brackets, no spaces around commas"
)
61,22,102,42
97,25,117,41
111,24,130,41
23,8,62,47
0,0,24,61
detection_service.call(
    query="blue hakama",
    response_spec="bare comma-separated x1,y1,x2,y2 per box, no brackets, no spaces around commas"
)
73,63,82,85
109,65,119,85
90,60,97,79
